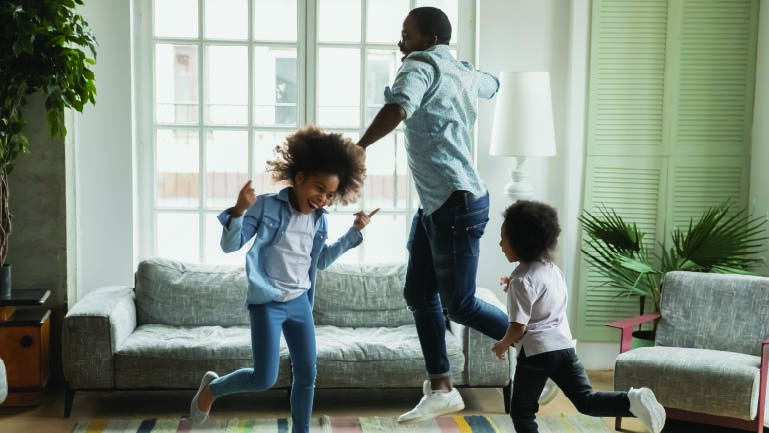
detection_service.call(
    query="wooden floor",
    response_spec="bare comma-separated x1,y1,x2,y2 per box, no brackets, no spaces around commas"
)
0,370,760,432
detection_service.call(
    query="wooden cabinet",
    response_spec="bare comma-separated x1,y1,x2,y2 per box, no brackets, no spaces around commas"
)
0,290,50,407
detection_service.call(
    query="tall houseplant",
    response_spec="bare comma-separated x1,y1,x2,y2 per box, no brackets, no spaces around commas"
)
0,0,96,295
579,203,768,341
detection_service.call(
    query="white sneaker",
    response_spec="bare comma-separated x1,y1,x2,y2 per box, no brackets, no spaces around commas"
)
628,387,666,433
397,380,465,424
190,371,218,425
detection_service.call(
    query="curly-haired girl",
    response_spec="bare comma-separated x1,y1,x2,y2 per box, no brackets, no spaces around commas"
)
492,200,665,433
190,125,377,433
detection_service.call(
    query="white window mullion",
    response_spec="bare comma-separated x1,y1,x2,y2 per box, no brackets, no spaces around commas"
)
298,0,309,127
305,0,318,124
137,0,157,261
358,0,368,262
247,0,254,184
197,0,206,263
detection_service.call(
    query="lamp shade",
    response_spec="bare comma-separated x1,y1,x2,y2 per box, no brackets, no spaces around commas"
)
489,71,557,157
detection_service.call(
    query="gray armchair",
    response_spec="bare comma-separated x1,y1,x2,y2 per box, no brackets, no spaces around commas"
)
609,271,769,433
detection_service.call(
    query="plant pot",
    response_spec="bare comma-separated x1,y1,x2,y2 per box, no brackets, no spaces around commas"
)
631,330,655,349
0,264,9,299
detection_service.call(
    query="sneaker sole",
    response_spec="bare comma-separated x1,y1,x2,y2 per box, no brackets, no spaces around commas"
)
635,389,665,433
396,401,466,424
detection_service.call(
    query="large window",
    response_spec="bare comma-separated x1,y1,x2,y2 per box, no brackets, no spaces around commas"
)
138,0,474,265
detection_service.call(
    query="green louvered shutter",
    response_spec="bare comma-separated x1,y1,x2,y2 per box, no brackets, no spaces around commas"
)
586,0,668,157
578,0,758,341
577,157,667,340
578,0,669,340
664,0,757,230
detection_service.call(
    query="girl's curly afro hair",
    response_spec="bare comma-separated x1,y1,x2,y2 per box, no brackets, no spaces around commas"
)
503,200,561,263
266,125,366,206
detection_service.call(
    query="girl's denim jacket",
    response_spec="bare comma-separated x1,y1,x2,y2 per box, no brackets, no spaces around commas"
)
217,187,362,306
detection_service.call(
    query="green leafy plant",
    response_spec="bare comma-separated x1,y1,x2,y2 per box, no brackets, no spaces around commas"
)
0,0,97,266
579,203,768,320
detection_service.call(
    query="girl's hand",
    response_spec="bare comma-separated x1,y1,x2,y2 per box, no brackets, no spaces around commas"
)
500,275,511,293
353,208,380,232
491,341,509,360
232,180,257,217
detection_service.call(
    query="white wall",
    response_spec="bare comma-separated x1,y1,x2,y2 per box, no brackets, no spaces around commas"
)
750,0,769,277
72,0,135,300
476,1,617,368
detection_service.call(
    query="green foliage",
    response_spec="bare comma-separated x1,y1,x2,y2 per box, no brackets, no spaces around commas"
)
579,203,768,313
0,0,97,175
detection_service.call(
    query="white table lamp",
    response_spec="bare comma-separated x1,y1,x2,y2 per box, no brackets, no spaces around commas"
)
489,71,557,202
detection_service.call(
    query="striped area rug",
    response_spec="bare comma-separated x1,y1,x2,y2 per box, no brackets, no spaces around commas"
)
72,414,615,432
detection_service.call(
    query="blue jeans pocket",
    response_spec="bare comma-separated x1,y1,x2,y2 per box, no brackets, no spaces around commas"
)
454,208,489,257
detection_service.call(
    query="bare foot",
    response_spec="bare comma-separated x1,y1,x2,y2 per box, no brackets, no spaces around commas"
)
197,385,216,412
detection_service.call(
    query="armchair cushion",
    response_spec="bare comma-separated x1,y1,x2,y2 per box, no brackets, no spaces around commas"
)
658,272,769,357
615,346,760,420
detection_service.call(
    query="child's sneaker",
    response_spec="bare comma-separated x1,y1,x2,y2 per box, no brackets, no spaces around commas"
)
397,380,465,423
628,387,666,433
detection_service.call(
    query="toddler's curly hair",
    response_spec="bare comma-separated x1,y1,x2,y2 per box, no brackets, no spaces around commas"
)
267,125,366,205
503,200,561,263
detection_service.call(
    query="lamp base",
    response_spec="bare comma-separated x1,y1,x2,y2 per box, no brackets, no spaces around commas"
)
502,157,535,203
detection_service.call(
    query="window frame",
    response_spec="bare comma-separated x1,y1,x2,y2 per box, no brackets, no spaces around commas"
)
135,0,478,264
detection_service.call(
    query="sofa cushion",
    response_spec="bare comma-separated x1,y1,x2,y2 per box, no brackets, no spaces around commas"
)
658,272,769,357
313,263,412,327
114,324,291,388
135,258,249,326
313,325,465,387
614,346,760,420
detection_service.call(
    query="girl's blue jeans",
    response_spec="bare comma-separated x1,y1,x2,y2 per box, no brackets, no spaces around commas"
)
209,293,316,433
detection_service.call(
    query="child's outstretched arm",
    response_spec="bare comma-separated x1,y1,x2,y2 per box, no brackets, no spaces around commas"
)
218,180,261,252
316,208,380,269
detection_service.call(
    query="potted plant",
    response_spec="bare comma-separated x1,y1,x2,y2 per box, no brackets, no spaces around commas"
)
0,0,97,297
579,203,768,347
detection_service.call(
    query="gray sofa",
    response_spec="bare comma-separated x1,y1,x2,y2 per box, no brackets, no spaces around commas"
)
62,258,513,417
611,271,769,432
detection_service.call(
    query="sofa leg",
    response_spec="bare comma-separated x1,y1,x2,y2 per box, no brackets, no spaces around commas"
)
64,385,75,418
614,416,622,430
503,380,512,414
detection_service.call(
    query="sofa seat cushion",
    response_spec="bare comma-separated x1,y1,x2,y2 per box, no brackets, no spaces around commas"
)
114,325,290,388
614,346,760,420
314,325,465,388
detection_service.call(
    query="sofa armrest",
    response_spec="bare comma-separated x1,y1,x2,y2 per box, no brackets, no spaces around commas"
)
453,287,513,386
607,313,661,354
63,286,136,389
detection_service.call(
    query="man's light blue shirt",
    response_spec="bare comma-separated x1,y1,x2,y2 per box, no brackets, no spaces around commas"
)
384,44,499,215
217,186,362,306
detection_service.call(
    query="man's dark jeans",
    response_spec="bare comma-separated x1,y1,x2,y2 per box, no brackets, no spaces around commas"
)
512,347,632,433
403,191,509,377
